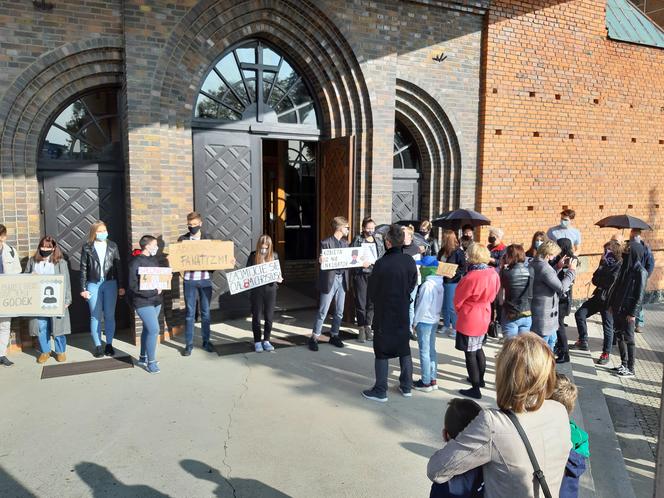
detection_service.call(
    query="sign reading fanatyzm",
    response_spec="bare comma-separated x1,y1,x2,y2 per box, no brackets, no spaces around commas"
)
226,260,282,295
167,240,235,272
0,274,65,317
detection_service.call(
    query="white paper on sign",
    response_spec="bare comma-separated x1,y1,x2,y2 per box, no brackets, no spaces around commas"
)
226,260,282,295
361,243,378,264
320,247,373,270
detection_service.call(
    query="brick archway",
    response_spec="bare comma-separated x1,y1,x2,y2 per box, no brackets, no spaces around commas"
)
395,79,463,220
0,38,123,251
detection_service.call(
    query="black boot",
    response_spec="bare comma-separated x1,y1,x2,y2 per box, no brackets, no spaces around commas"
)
459,387,482,400
556,352,570,364
93,346,104,358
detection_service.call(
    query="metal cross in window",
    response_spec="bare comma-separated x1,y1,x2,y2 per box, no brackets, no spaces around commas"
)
238,42,280,122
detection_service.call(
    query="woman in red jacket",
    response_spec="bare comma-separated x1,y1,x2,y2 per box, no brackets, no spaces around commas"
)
453,243,501,400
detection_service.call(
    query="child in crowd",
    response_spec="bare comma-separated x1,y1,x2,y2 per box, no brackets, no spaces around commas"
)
550,373,589,498
413,256,444,392
430,398,484,498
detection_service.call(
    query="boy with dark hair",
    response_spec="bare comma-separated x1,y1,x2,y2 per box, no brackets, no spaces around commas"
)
430,398,484,497
547,208,582,254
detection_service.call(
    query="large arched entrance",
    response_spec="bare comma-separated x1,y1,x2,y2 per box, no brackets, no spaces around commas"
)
192,39,353,314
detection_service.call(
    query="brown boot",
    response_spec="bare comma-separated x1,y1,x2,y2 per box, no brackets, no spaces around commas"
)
357,326,366,343
55,353,66,363
37,352,50,364
365,326,373,341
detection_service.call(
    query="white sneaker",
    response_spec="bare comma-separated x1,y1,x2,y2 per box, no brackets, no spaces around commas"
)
262,341,275,352
254,342,264,353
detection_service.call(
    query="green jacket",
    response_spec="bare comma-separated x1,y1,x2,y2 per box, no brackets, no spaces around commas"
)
570,419,590,458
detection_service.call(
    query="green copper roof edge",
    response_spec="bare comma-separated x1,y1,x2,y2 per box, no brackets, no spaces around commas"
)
606,0,664,50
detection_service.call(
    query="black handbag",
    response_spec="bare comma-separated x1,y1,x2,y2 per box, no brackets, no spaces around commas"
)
487,320,500,338
503,410,553,498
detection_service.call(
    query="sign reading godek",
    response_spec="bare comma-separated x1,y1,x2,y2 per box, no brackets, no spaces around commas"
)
226,260,282,295
0,274,65,317
167,240,235,272
320,247,371,271
138,267,172,291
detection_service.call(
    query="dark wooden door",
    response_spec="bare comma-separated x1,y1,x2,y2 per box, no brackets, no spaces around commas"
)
41,170,130,333
192,129,262,317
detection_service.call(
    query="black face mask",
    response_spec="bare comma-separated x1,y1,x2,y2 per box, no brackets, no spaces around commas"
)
188,225,201,235
488,236,496,244
39,249,53,258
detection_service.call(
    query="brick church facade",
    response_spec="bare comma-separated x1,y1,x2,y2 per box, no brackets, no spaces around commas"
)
0,0,662,347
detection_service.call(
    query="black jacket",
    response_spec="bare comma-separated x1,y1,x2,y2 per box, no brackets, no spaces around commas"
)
127,254,163,308
368,246,417,359
318,235,349,293
80,240,124,289
610,243,648,317
246,251,280,291
500,263,534,320
590,259,622,303
440,248,467,284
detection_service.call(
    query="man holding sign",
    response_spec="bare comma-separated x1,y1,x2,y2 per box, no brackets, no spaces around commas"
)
309,216,360,352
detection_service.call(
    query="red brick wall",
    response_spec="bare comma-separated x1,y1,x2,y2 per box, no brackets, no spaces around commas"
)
480,0,664,295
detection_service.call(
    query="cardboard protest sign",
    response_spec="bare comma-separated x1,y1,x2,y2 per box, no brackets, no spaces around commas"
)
321,246,372,271
436,262,459,279
0,274,65,317
361,242,378,264
138,267,172,291
226,260,282,295
167,240,234,272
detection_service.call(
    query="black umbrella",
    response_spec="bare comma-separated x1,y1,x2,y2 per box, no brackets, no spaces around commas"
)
432,209,491,229
395,219,421,229
375,224,391,236
595,215,652,231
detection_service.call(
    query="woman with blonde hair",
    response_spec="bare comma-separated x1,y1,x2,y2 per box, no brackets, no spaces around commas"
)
453,243,500,399
427,333,572,497
530,240,576,351
419,220,439,257
437,229,466,338
246,235,282,352
79,220,125,358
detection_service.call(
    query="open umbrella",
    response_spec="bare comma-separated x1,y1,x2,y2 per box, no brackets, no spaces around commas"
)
595,215,652,231
375,224,391,236
395,219,421,229
432,209,491,229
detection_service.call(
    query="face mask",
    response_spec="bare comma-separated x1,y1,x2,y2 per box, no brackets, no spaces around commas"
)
39,249,53,258
461,235,472,242
260,248,268,255
534,240,543,249
188,225,201,235
96,232,108,241
488,236,496,244
633,235,641,243
148,246,158,256
364,230,374,237
560,219,570,228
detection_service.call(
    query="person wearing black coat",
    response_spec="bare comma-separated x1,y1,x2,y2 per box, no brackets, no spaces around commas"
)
247,235,282,353
309,216,352,351
79,220,126,358
609,241,648,377
128,235,164,374
362,224,418,402
499,244,534,339
552,238,578,363
573,240,622,362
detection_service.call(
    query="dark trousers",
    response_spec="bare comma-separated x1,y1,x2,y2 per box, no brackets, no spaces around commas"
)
250,285,277,343
574,296,614,352
373,356,413,396
557,310,569,353
614,313,636,371
184,279,212,347
353,273,374,327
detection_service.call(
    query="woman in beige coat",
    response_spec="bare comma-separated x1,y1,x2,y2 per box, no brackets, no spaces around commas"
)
427,333,571,497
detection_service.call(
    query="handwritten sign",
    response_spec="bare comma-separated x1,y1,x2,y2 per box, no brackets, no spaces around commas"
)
361,242,378,264
321,247,372,271
138,267,172,291
226,260,282,295
167,240,234,272
436,262,459,279
0,274,65,317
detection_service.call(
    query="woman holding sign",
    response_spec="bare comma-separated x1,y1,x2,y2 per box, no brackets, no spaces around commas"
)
128,235,164,374
25,236,72,363
246,235,281,353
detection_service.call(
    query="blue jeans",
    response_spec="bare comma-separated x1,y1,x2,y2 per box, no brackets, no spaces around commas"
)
37,318,66,354
408,286,418,329
312,274,345,337
636,308,645,328
137,305,162,362
442,283,458,329
416,322,437,384
542,331,557,350
502,316,533,339
184,279,212,347
86,280,118,347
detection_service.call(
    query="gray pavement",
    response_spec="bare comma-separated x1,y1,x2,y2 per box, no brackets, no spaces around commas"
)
0,305,661,497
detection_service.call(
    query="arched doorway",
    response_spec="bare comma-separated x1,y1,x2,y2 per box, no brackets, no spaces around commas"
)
392,120,422,221
192,39,353,314
37,87,130,334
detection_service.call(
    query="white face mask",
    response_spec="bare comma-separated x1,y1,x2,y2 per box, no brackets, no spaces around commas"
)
148,245,158,256
260,248,268,255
